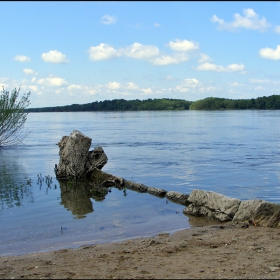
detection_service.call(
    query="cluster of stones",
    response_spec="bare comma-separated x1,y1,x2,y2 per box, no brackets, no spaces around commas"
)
56,130,280,228
183,190,280,227
91,167,280,228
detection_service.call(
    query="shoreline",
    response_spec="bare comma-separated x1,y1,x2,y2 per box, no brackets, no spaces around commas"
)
1,222,280,279
0,216,222,258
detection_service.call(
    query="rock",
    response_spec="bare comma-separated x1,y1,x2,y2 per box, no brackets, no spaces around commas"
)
124,180,148,193
183,190,241,222
233,199,263,222
166,191,190,206
177,241,188,249
269,267,280,272
90,168,125,188
233,199,280,227
55,130,108,180
147,187,167,198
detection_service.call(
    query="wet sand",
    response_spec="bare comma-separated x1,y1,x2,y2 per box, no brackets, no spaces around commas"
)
1,221,280,279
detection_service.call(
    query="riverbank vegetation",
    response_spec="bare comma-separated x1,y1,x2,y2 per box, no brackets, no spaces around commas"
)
26,94,280,112
0,87,31,146
27,98,192,112
189,95,280,110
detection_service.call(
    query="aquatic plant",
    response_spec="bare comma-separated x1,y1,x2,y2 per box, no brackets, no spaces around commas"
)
0,162,33,210
37,174,54,194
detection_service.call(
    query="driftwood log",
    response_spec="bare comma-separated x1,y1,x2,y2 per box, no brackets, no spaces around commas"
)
55,130,280,227
55,130,108,180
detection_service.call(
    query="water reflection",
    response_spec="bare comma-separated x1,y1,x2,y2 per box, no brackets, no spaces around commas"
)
187,215,222,227
0,151,34,210
58,179,110,219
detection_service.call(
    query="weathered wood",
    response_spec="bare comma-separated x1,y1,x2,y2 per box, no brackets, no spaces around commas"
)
55,130,280,228
55,130,108,180
183,190,241,222
166,191,190,206
233,199,280,227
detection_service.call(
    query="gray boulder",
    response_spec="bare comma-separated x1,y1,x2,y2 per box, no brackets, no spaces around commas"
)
233,199,280,227
55,130,108,180
124,180,148,193
166,191,190,206
90,167,124,188
147,187,167,198
183,189,241,222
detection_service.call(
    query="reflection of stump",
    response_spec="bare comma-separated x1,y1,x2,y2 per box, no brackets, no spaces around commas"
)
59,180,94,219
59,179,110,218
55,130,108,180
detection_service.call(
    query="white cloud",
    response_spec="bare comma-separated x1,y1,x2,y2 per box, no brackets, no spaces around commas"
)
255,86,265,90
68,81,150,98
173,82,218,94
0,82,9,89
227,63,245,71
36,76,68,87
195,62,245,72
151,53,189,65
174,78,201,93
211,8,270,31
184,78,199,85
101,15,117,25
164,75,174,81
29,85,38,92
88,43,120,61
230,82,243,86
106,81,121,90
42,50,69,63
198,86,217,92
211,15,225,26
168,39,199,52
196,63,226,72
68,84,83,91
274,26,280,33
125,82,139,90
154,22,161,27
23,68,38,75
198,53,212,63
88,40,200,65
259,45,280,60
67,84,98,96
249,78,270,83
141,87,153,94
14,55,31,62
122,43,160,59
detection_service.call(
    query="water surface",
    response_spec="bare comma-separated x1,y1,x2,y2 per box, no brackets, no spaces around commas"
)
0,110,280,256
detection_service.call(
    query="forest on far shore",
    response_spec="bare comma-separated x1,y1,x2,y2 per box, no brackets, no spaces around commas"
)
26,94,280,112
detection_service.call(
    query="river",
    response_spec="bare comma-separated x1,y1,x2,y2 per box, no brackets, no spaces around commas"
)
0,110,279,256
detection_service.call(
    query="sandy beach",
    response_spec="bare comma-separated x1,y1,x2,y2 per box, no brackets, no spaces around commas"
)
1,221,280,279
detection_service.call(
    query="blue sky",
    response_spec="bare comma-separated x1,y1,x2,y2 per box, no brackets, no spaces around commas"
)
1,1,280,108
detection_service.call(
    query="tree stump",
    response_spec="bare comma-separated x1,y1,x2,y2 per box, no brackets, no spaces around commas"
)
55,130,108,180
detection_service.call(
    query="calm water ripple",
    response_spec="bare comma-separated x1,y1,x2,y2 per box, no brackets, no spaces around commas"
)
0,110,280,256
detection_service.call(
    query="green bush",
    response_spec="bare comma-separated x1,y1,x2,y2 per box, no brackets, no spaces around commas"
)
0,87,31,146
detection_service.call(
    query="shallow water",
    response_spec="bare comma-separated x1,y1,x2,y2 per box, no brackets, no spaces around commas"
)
0,110,280,256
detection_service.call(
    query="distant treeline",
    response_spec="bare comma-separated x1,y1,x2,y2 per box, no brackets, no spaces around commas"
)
27,98,192,112
189,95,280,110
27,95,280,112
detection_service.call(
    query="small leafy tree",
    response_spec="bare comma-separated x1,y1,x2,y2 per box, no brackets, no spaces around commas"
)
0,87,31,147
